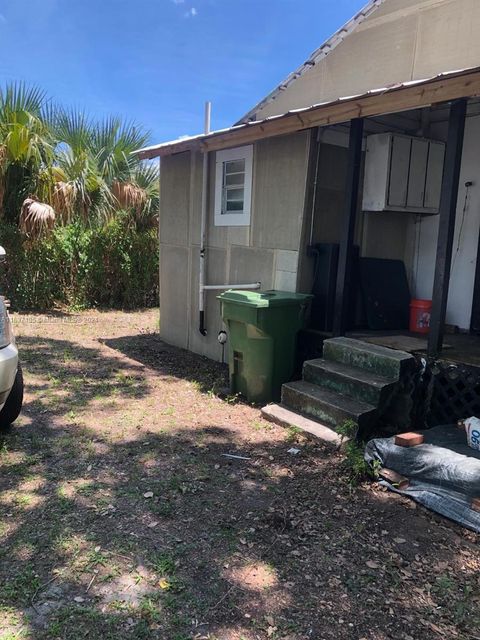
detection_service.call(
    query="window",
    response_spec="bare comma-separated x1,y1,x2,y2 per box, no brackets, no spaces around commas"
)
214,145,253,226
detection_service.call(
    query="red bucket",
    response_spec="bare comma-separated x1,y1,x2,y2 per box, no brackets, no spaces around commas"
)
409,298,432,334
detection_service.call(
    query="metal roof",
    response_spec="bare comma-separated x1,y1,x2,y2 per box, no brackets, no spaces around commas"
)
134,66,480,159
237,0,385,124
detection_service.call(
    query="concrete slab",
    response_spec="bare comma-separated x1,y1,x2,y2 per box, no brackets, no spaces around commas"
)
252,132,309,251
274,269,297,292
261,403,345,449
159,245,190,349
275,249,299,273
160,152,190,246
229,245,275,290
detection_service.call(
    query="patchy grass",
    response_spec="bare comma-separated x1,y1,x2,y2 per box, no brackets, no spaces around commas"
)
0,309,478,640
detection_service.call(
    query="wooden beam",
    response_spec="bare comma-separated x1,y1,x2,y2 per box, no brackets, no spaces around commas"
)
136,68,480,159
427,99,467,359
205,72,480,151
333,118,364,337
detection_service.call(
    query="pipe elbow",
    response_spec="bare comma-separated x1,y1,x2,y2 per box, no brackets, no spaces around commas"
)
199,310,207,336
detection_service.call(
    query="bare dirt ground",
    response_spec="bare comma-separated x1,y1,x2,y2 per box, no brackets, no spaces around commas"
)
0,309,479,640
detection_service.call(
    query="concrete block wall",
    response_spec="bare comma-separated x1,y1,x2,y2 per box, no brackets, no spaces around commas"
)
158,130,310,361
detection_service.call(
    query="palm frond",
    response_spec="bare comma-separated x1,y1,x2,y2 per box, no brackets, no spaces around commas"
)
0,83,46,121
51,107,93,153
19,197,55,239
111,161,159,228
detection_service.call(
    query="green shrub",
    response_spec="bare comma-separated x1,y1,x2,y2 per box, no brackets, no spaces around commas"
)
0,218,158,310
337,419,380,487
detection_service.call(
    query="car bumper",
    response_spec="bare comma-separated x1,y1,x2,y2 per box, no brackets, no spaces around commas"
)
0,343,18,409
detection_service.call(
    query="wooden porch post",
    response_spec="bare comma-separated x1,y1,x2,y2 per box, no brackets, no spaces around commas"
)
333,117,364,336
427,99,467,358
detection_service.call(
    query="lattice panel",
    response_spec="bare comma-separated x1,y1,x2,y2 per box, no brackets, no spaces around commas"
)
428,361,480,426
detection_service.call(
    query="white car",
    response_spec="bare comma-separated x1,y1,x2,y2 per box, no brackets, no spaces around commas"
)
0,247,23,429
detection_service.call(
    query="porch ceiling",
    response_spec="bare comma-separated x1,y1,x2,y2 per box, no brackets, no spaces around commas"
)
135,66,480,159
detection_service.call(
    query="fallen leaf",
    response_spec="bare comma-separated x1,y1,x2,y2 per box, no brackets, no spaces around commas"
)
159,579,170,590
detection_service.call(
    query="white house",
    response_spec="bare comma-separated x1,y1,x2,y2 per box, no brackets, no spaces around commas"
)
136,0,480,432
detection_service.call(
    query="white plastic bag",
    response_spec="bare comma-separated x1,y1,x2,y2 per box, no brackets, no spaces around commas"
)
464,417,480,451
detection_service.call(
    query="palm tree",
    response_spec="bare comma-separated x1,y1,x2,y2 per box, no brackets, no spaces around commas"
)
0,84,53,222
48,109,158,227
0,83,159,233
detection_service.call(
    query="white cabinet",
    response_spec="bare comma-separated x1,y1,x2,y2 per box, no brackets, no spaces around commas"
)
362,133,445,214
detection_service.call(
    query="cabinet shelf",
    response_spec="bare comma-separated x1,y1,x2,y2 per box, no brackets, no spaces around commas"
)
362,132,445,215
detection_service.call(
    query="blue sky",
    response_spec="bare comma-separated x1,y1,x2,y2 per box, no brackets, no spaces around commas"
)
0,0,362,144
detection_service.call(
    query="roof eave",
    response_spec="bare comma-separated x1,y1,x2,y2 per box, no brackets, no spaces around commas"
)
134,66,480,160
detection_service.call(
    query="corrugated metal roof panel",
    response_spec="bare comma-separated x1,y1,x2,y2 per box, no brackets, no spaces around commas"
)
237,0,385,124
134,66,480,159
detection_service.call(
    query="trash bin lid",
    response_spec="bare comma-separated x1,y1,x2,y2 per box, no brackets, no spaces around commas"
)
217,289,312,307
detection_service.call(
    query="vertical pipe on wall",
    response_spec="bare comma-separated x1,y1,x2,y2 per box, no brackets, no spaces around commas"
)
199,101,211,336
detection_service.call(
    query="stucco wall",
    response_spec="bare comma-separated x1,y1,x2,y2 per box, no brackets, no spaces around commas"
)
255,0,480,120
158,131,310,361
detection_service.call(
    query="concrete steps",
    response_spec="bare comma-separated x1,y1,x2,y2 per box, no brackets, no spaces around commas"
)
303,358,396,406
275,337,415,440
282,380,377,434
323,336,414,379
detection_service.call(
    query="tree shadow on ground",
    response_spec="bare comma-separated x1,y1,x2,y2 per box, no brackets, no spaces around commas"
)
18,335,150,419
102,334,229,395
0,333,479,640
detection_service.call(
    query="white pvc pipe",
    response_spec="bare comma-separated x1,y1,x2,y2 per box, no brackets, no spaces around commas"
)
199,101,211,335
203,283,261,291
198,102,260,335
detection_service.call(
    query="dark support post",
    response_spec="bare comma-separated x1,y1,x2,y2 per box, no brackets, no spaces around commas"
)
333,117,364,336
427,99,467,358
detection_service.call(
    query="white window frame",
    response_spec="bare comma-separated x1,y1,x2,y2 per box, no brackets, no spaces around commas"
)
214,145,253,226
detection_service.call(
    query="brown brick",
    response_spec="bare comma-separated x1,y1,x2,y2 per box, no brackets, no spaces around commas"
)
379,468,410,489
471,498,480,512
394,432,424,447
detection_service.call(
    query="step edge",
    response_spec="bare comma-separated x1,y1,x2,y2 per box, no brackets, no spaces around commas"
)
261,403,348,449
323,337,413,362
303,359,397,386
283,380,377,415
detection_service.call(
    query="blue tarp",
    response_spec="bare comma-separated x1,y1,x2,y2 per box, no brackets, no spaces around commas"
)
365,425,480,533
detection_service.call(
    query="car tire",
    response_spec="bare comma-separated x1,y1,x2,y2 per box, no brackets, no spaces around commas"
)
0,362,24,429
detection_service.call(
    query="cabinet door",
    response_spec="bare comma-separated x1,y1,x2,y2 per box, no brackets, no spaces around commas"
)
424,142,445,210
388,135,411,208
407,139,428,209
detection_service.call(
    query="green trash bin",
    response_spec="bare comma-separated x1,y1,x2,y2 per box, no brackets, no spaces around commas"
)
217,290,313,404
